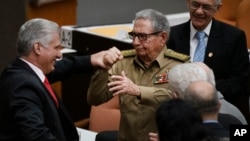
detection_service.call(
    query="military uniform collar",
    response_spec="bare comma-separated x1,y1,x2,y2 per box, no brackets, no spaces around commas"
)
155,47,168,68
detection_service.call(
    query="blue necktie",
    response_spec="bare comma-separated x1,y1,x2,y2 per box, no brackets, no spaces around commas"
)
193,31,206,62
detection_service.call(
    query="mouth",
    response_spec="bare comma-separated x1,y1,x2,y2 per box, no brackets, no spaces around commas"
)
193,14,206,21
52,60,56,65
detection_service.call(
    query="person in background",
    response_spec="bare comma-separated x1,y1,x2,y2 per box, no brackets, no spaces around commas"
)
0,18,122,141
185,80,229,138
87,9,190,141
149,62,243,141
167,0,250,122
194,62,247,126
168,63,246,125
156,98,218,141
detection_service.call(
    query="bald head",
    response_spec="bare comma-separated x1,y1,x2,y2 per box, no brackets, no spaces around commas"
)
184,80,220,116
186,80,216,100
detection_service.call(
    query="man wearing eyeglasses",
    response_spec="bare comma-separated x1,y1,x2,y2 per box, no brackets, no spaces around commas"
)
167,0,250,123
87,9,190,141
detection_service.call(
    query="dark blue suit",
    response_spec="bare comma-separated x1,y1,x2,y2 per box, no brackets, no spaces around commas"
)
0,56,93,141
167,19,250,121
204,122,229,138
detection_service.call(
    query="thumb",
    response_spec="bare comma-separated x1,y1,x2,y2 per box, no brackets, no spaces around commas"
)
121,70,126,77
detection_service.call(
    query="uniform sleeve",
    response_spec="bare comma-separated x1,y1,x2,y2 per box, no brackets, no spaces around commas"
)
87,69,114,106
138,86,173,105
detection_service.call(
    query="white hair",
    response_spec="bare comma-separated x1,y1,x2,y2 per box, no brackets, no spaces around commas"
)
168,63,208,98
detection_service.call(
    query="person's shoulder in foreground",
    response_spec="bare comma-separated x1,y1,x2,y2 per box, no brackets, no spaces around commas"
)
156,98,218,141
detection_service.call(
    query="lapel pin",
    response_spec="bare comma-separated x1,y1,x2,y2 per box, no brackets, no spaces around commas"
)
208,52,213,57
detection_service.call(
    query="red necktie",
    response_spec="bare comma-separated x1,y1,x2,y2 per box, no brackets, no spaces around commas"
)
44,77,59,107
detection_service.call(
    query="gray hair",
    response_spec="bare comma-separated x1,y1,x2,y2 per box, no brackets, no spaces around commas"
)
168,63,208,98
134,9,170,34
215,0,222,5
16,18,60,57
193,62,216,86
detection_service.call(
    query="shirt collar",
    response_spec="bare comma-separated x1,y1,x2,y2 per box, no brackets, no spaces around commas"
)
203,120,218,123
156,47,168,68
190,20,212,39
19,58,45,82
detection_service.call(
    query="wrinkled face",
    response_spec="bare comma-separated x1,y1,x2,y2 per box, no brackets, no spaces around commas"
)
35,32,62,74
188,0,219,30
130,19,166,61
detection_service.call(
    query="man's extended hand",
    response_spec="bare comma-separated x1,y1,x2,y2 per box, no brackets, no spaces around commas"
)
91,46,123,69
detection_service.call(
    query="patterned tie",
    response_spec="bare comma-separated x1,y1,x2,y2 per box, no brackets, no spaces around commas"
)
193,31,206,62
44,77,59,107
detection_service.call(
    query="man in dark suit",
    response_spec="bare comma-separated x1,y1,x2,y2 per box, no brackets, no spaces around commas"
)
0,18,123,141
167,0,249,122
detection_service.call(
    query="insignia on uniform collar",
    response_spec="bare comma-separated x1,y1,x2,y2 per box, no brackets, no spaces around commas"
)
121,49,136,57
154,73,168,84
164,49,190,62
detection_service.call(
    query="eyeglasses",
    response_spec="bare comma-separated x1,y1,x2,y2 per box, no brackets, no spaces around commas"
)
128,31,162,41
190,1,217,12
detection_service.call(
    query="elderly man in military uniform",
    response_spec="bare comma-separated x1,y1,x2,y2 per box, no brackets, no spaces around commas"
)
87,9,190,141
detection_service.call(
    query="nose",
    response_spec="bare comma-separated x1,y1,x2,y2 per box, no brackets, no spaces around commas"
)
56,50,63,61
195,6,205,14
133,35,142,42
132,36,141,46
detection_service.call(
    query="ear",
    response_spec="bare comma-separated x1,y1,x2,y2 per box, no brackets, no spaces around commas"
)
160,31,168,44
33,42,41,55
216,4,222,12
217,100,222,110
171,91,179,99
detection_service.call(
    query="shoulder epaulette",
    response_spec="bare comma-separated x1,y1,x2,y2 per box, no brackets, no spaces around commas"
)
121,49,136,57
164,49,190,62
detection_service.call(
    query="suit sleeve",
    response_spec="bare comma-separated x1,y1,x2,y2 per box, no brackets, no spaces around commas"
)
48,55,94,83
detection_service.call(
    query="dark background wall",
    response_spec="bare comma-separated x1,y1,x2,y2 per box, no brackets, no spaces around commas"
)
0,0,187,124
0,1,26,72
0,0,187,72
77,0,187,26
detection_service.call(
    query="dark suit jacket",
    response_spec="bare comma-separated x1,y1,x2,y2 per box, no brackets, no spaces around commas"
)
218,113,243,130
167,19,249,105
0,56,94,141
204,122,229,138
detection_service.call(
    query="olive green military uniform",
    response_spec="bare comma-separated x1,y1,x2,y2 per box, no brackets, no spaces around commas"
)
87,47,190,141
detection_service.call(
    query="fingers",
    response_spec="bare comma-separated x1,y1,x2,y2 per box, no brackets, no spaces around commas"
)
108,82,126,96
121,70,126,77
108,72,127,95
148,132,159,141
90,46,123,69
102,47,123,69
109,46,123,60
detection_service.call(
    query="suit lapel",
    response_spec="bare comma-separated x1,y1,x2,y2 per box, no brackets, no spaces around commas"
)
205,19,221,65
179,22,191,55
